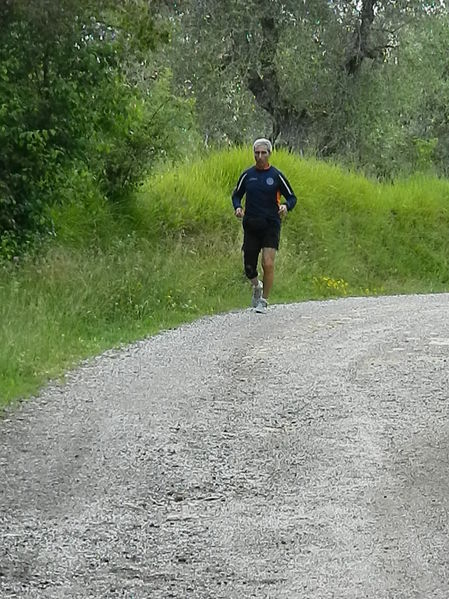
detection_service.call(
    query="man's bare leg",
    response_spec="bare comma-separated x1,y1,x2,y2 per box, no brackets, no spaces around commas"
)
261,247,276,299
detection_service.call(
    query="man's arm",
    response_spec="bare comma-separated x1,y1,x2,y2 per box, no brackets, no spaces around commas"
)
278,171,297,211
232,171,247,211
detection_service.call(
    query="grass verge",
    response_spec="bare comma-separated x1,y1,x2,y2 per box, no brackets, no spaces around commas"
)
2,148,449,407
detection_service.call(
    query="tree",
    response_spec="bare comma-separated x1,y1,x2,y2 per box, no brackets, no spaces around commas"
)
0,0,197,244
166,0,449,177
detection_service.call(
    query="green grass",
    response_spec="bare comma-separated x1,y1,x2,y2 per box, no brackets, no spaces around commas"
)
2,147,449,407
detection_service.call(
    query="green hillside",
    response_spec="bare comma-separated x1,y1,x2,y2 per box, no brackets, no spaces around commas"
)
2,148,449,406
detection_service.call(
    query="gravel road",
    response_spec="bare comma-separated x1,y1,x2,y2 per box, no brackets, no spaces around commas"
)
1,294,449,599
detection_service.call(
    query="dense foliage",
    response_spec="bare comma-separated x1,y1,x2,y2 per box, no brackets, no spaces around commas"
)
0,0,197,253
2,0,449,252
167,1,449,177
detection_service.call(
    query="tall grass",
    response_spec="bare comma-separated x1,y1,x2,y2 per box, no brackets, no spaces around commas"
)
0,235,246,405
2,148,449,406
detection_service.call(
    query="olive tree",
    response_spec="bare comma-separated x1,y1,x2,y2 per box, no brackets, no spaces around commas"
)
166,0,449,176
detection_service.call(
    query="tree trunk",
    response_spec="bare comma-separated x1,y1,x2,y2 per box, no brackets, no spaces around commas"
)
246,1,380,151
246,15,308,151
344,0,378,75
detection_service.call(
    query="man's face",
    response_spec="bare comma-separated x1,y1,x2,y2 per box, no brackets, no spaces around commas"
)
254,145,270,168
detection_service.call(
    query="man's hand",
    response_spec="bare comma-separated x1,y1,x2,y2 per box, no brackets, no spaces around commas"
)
235,207,244,218
279,204,288,217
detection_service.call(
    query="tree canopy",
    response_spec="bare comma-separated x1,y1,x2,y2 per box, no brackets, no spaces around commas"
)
1,0,449,250
0,0,196,247
168,0,449,175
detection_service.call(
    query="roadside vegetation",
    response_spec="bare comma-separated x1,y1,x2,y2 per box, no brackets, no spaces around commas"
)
2,147,449,407
3,2,449,407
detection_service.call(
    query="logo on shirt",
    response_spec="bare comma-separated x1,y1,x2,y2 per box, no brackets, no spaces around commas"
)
248,177,258,182
266,177,274,186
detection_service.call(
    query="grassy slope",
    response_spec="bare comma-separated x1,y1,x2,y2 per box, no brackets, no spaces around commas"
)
2,147,449,406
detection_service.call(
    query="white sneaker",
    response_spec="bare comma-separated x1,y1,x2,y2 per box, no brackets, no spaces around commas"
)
254,297,268,314
251,280,263,308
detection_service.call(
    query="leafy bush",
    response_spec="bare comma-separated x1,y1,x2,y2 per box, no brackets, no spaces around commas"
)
91,69,200,201
0,1,200,255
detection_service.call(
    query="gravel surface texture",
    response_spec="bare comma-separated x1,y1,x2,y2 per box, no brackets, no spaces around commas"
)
1,294,449,598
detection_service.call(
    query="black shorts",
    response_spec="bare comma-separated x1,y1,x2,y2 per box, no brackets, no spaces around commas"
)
242,216,280,253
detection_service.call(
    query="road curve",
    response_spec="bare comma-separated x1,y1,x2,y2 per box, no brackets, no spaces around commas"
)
1,294,449,598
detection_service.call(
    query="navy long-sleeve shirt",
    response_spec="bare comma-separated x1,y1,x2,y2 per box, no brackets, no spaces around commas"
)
232,165,297,225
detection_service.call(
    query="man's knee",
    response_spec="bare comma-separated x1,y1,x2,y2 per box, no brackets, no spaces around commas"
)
262,248,276,271
244,262,258,280
262,256,275,271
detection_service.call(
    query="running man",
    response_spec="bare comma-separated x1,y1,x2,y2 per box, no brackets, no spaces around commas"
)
232,138,297,313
